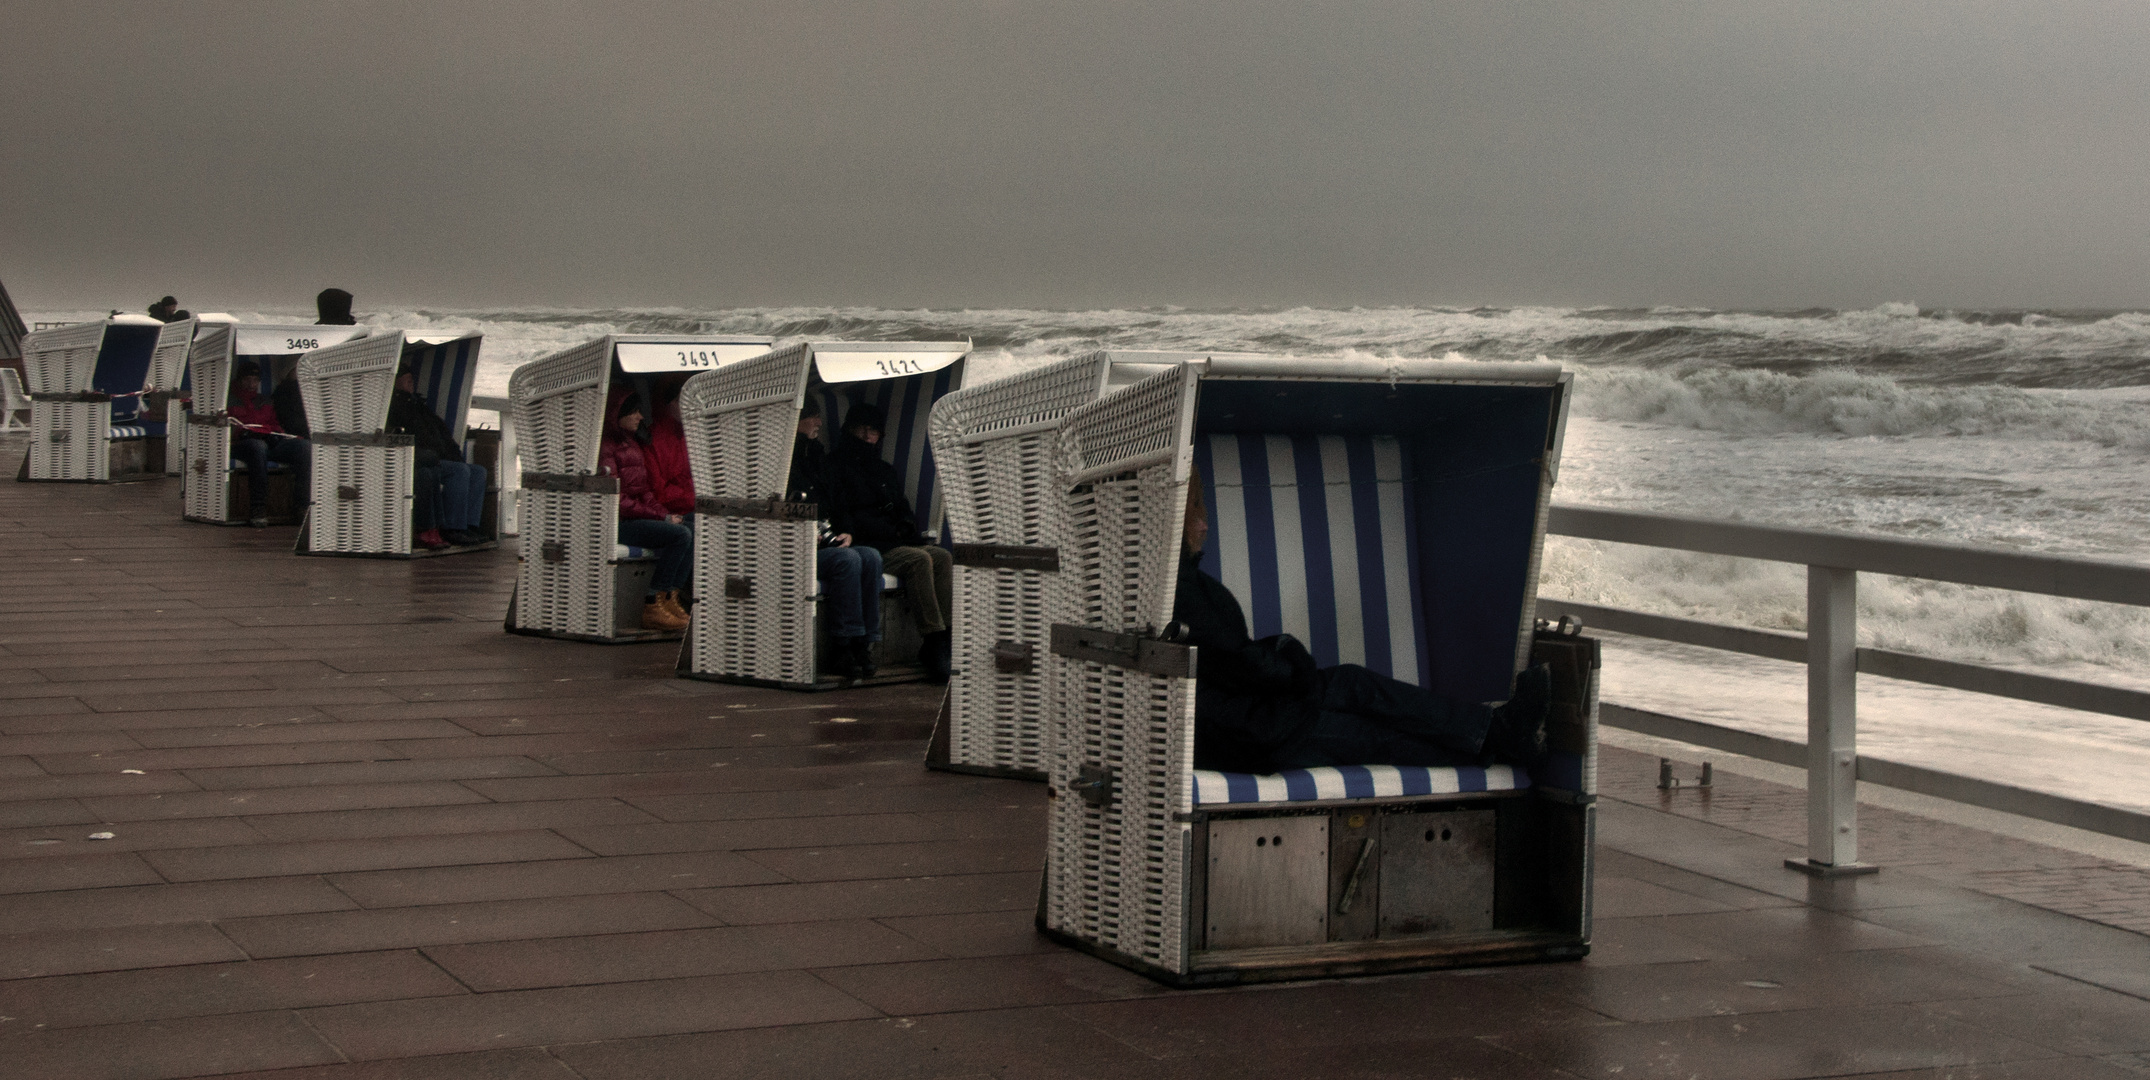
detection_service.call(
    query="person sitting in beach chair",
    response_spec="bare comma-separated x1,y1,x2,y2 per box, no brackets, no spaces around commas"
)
789,398,882,680
601,389,692,631
647,378,695,519
1172,469,1551,775
389,361,486,550
828,402,953,682
226,361,313,528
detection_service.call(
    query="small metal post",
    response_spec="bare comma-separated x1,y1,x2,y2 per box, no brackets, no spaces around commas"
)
1790,565,1878,877
498,410,520,537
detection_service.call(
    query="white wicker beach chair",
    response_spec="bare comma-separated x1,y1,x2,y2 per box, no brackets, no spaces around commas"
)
294,331,489,558
1,368,30,433
505,333,775,643
179,322,370,524
18,315,194,482
1037,354,1598,986
923,350,1201,778
675,340,969,688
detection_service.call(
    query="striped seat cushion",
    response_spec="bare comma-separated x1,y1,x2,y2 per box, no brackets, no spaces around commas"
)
109,423,166,439
612,545,656,559
1193,764,1530,805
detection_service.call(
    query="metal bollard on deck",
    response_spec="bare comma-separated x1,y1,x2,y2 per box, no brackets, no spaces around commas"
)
1790,564,1879,877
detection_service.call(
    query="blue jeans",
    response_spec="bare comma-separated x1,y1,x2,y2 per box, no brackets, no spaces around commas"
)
818,545,883,641
618,518,693,594
233,436,311,513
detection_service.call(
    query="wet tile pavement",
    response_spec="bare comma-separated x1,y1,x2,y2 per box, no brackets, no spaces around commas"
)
2,439,2149,1079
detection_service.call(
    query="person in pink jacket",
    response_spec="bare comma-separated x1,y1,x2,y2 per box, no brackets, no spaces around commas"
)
646,380,695,518
601,389,692,631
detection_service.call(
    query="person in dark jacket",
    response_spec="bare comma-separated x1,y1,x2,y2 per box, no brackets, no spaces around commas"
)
225,362,312,527
147,296,190,322
388,362,486,549
789,397,882,680
826,402,952,682
1171,468,1549,775
601,390,692,631
316,289,356,326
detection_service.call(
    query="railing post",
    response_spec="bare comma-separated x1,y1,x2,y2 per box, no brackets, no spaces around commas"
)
1790,565,1879,877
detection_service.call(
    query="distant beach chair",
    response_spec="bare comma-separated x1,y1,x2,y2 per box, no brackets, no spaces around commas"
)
674,340,970,688
294,330,491,558
1035,353,1599,986
16,315,194,482
505,333,775,643
1,368,30,432
922,349,1195,778
179,321,370,524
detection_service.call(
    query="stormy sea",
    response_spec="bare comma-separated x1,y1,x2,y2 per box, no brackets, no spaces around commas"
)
37,301,2150,817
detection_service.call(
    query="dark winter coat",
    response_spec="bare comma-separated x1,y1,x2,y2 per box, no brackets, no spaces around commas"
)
826,434,924,552
387,389,461,467
1172,551,1322,773
600,433,668,521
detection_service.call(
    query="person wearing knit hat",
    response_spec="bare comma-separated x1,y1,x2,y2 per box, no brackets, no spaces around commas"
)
825,401,953,682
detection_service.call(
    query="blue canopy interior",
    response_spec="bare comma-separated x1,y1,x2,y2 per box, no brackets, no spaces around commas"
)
92,324,162,420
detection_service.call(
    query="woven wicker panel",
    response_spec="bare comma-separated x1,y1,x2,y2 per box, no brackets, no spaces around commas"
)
931,353,1115,774
28,400,110,481
1042,365,1199,974
299,332,402,436
187,325,235,419
164,405,187,475
514,490,616,638
19,321,105,396
691,515,818,683
145,319,194,392
509,337,612,476
678,345,813,679
311,444,413,555
183,423,232,522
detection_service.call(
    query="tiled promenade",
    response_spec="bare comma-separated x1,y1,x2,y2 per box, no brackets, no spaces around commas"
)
3,437,2150,1080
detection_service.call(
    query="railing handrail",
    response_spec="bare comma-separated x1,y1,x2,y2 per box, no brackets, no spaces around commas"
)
1551,504,2150,607
1543,502,2150,865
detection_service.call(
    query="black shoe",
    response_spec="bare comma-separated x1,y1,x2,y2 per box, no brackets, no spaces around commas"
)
825,639,861,681
920,630,952,685
850,638,878,679
1484,664,1552,764
444,529,485,546
248,510,269,528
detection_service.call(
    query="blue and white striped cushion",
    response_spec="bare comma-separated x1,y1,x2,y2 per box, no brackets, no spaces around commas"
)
1193,764,1529,805
612,545,654,559
109,425,146,439
1195,433,1426,682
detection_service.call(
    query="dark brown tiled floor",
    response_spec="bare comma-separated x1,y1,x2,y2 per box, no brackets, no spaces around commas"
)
5,442,2150,1080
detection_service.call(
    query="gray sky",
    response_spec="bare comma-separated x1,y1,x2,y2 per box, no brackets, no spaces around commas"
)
5,0,2148,311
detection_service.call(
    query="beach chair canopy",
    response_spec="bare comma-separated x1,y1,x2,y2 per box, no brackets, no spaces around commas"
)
510,334,775,478
189,322,372,419
297,330,484,439
21,314,195,421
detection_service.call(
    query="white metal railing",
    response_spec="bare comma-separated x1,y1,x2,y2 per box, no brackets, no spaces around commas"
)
1540,504,2150,873
470,393,518,535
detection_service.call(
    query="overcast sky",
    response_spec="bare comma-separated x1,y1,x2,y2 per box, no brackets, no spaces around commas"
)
5,0,2147,312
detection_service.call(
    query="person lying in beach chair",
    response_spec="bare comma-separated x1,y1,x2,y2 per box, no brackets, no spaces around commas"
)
389,361,487,550
1172,469,1551,775
601,390,692,631
828,402,953,682
227,361,312,527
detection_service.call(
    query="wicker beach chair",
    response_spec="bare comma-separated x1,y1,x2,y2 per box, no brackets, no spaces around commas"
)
179,322,371,524
1036,354,1598,986
18,315,194,482
923,350,1201,779
675,340,969,688
505,333,775,643
294,330,490,557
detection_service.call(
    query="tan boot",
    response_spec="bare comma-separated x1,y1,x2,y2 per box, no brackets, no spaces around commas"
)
657,590,690,624
641,596,688,632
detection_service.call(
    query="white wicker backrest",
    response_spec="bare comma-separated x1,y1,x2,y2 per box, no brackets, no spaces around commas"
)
18,321,107,395
679,342,811,502
186,325,236,415
509,337,613,476
929,351,1114,546
145,319,195,391
299,331,404,435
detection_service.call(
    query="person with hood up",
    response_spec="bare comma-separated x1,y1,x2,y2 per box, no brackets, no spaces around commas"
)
646,379,695,518
225,361,313,527
147,296,190,323
788,397,882,680
600,389,692,631
1171,468,1552,775
826,402,952,682
388,361,486,549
